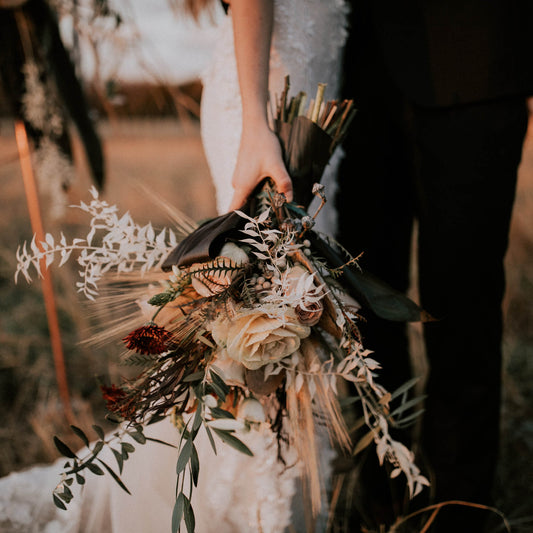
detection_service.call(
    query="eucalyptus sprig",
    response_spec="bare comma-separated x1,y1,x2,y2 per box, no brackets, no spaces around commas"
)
52,419,169,510
171,370,253,533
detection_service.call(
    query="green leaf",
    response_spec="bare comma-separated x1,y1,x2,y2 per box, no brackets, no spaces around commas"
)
70,425,89,447
172,493,186,533
389,377,420,401
210,370,229,401
190,444,199,487
129,430,146,444
339,396,362,408
121,448,129,461
145,437,177,448
205,425,217,455
212,428,253,456
87,462,104,476
54,436,77,459
53,494,67,510
75,473,85,485
390,396,426,418
121,442,135,453
147,414,166,425
183,371,205,383
62,484,73,500
192,405,203,433
148,292,175,306
395,409,425,428
106,413,123,424
111,448,124,473
209,382,227,402
92,425,105,440
210,370,230,396
210,407,235,420
56,491,70,504
184,497,196,533
97,459,131,495
176,439,193,475
92,440,104,455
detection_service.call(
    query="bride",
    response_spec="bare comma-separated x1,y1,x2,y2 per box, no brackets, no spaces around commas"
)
0,1,349,532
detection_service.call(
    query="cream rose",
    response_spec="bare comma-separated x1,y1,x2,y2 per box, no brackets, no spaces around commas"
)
210,307,310,370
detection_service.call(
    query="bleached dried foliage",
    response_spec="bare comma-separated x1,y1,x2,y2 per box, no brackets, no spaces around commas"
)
15,187,178,299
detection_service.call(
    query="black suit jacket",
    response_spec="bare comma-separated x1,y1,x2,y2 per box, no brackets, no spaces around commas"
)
346,0,533,107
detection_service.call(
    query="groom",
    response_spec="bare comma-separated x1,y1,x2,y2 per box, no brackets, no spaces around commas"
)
337,1,533,531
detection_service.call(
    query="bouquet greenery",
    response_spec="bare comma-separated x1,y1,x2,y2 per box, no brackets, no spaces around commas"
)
16,80,429,532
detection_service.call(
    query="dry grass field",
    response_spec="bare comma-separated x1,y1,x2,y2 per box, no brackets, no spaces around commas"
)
0,115,532,530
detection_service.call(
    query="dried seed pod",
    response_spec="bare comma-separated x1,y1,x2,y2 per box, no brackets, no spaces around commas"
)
295,300,323,326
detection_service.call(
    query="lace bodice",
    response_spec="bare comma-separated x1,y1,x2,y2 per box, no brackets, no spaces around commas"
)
201,0,349,233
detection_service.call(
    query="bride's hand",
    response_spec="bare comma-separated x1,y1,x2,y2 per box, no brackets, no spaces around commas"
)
228,123,293,211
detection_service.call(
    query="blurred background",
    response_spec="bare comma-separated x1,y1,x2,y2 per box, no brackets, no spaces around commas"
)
0,0,532,530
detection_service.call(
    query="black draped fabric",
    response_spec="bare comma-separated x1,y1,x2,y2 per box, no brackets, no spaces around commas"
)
360,0,533,107
0,0,105,189
338,2,532,531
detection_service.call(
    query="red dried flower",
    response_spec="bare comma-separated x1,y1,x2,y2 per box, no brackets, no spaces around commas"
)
100,384,136,419
123,324,173,354
101,384,126,404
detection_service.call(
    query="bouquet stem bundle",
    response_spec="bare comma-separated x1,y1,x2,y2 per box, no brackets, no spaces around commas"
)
271,76,356,210
274,76,356,154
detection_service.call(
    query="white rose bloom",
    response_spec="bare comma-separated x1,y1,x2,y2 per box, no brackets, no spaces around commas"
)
210,306,310,370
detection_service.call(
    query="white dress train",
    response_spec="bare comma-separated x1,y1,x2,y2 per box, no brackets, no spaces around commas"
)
0,1,349,531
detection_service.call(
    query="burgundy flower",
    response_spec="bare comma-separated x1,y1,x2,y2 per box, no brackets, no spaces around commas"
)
100,384,136,419
123,324,172,354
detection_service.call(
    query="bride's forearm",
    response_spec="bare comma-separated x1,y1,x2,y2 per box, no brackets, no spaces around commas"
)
227,0,292,210
230,0,273,127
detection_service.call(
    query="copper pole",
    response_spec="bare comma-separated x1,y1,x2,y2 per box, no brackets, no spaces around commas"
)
14,120,74,424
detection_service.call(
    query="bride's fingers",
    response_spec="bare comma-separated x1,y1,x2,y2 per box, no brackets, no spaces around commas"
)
228,166,293,211
228,185,252,211
229,170,292,211
270,166,293,203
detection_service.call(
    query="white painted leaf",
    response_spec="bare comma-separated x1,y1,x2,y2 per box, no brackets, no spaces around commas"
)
390,468,402,479
307,377,316,398
256,209,270,223
295,373,304,393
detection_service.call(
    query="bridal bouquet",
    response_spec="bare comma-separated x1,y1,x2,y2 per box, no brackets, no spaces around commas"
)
16,80,428,532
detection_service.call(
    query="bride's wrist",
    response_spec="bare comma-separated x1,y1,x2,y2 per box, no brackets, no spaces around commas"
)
241,113,272,136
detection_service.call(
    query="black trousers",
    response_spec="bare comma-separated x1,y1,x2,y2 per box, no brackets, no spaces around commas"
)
337,61,528,532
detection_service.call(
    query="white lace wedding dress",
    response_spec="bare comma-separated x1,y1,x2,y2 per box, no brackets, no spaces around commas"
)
201,0,348,235
0,2,349,532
